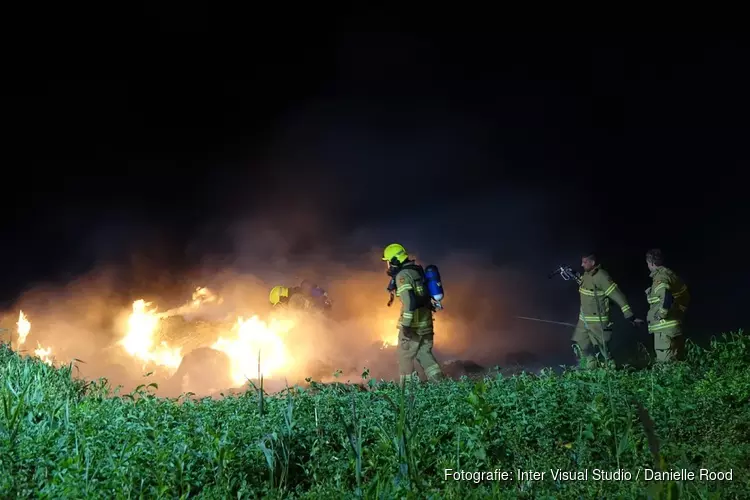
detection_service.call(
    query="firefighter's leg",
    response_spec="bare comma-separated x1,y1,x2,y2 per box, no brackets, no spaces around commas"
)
572,320,596,368
415,333,444,381
397,328,419,386
590,322,614,368
654,327,683,363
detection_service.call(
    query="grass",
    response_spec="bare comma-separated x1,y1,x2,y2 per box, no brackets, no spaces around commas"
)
1,331,749,498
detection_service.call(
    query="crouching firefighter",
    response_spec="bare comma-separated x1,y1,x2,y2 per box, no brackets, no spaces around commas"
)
382,243,445,386
573,252,641,369
269,281,332,313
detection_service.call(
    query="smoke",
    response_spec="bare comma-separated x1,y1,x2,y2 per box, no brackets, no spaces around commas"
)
0,268,134,386
204,184,584,375
0,170,591,398
1,184,583,398
1,84,590,397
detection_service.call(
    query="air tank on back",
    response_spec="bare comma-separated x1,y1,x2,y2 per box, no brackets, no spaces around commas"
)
424,264,444,309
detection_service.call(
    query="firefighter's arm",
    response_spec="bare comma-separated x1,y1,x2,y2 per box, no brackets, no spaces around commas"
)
597,271,634,319
395,273,416,328
652,277,674,319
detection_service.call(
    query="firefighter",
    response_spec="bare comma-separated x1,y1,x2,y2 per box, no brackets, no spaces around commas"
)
269,282,332,313
572,252,640,369
644,248,690,363
382,243,444,385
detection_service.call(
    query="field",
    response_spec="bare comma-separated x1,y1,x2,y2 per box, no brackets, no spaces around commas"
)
1,331,748,499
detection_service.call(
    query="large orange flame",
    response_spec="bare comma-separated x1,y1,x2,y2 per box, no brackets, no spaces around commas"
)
119,299,183,371
211,315,295,384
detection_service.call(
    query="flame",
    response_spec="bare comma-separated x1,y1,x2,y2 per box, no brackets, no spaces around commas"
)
120,299,183,371
13,310,53,365
120,290,293,385
16,310,30,346
378,315,399,349
34,342,53,365
211,315,295,384
381,333,398,348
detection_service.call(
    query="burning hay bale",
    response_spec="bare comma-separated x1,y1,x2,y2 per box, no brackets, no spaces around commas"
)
156,316,234,354
3,284,433,397
168,347,236,397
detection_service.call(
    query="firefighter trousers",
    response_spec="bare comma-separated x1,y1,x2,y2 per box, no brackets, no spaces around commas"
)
652,327,685,363
572,319,612,369
397,328,443,383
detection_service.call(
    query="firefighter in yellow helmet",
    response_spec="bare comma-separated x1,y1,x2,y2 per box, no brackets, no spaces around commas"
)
382,243,444,385
644,248,690,363
269,281,332,313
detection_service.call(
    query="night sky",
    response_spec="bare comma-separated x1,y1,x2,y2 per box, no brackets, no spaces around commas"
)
4,31,747,363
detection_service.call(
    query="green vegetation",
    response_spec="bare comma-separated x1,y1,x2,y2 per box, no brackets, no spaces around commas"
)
1,332,748,499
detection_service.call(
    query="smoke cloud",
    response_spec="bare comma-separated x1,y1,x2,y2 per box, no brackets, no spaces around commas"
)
1,87,592,398
1,185,585,398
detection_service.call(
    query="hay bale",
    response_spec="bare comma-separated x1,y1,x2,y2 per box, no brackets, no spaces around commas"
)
156,316,234,354
169,347,235,397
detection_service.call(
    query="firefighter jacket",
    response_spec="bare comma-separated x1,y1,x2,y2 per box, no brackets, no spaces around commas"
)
395,262,434,335
578,265,633,325
645,266,690,334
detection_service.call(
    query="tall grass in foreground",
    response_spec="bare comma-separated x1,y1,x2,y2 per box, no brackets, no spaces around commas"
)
0,330,748,498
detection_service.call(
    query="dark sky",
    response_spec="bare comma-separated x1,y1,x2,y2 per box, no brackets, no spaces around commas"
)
4,30,748,341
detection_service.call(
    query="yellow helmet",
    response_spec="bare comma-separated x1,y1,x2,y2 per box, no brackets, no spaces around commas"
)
269,285,290,305
382,243,409,264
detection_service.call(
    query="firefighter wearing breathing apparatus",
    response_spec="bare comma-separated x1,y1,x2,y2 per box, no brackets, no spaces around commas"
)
644,248,690,363
573,252,639,369
382,243,445,386
269,281,332,314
